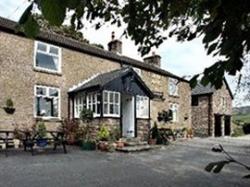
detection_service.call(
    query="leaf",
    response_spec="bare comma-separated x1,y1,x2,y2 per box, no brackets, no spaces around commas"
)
23,16,40,38
200,75,210,86
190,74,199,88
41,0,66,26
213,161,229,173
67,0,80,9
243,174,250,179
18,3,33,25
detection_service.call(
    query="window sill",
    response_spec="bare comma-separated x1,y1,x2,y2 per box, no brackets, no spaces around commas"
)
35,117,62,122
33,67,62,76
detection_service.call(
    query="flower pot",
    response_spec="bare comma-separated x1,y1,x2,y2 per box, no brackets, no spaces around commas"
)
81,141,96,150
3,107,15,114
116,141,124,148
13,139,20,149
98,141,109,151
36,139,48,147
148,138,157,145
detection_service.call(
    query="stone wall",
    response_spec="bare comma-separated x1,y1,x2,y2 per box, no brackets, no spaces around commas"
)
137,119,150,141
192,95,211,137
141,70,192,130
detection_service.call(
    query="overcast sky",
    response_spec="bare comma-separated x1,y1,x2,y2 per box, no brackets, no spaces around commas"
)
0,0,247,106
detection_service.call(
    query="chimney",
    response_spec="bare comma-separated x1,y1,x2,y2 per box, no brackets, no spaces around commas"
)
143,52,161,67
108,31,122,54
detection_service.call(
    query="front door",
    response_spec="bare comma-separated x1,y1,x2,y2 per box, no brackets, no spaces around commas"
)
122,94,135,138
214,114,222,137
224,115,231,136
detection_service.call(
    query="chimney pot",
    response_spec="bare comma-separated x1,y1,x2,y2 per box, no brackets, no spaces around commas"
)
108,32,122,54
143,54,161,68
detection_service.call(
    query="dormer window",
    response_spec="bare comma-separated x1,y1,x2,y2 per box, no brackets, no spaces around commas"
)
168,78,178,96
34,41,61,73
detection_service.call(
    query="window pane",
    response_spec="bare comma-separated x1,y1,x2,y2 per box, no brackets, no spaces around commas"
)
103,104,108,114
97,93,101,103
37,43,47,52
103,92,108,102
49,88,58,97
36,52,58,71
52,98,59,117
109,92,114,102
49,46,59,55
115,93,119,103
36,87,46,95
97,103,101,114
114,104,119,114
109,104,114,114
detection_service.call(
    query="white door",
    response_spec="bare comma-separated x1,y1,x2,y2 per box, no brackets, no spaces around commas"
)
122,94,135,137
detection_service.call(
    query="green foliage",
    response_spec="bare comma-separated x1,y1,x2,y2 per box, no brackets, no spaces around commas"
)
109,127,120,141
36,121,47,138
150,122,159,139
19,0,250,89
80,108,94,122
233,114,250,124
5,98,14,108
97,125,110,141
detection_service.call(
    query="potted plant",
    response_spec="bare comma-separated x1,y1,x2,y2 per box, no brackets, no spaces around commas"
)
36,121,48,147
110,127,124,148
80,108,96,150
186,128,193,138
13,125,23,148
97,125,110,151
3,98,15,114
149,122,159,145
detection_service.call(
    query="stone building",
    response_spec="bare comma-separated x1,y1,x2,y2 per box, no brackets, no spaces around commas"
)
191,80,233,137
0,17,191,140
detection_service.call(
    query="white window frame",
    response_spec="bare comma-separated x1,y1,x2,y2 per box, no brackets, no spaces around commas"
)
169,103,179,122
86,93,101,118
34,85,61,119
103,90,120,117
136,96,149,119
34,41,62,73
74,94,86,118
168,78,178,96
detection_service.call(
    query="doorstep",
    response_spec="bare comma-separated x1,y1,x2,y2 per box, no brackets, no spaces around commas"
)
116,145,162,153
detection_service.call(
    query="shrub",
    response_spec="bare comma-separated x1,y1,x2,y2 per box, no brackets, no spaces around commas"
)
36,121,47,138
80,108,94,123
6,98,14,108
97,125,110,141
110,127,120,141
61,119,79,144
232,126,245,137
150,122,159,139
243,123,250,134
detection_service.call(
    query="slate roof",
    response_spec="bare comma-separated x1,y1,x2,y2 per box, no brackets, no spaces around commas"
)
192,79,234,99
68,67,154,98
0,16,188,82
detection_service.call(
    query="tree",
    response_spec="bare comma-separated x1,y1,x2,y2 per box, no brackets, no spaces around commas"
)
19,0,250,88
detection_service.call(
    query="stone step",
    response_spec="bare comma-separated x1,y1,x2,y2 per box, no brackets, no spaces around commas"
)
124,141,148,146
116,145,162,153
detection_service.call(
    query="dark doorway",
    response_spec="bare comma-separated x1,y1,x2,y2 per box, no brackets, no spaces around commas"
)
214,114,222,137
224,115,231,136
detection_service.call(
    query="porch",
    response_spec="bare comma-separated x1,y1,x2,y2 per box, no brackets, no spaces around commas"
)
68,67,154,140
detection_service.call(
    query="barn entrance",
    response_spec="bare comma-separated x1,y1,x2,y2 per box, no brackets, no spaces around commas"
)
224,115,231,136
214,114,222,137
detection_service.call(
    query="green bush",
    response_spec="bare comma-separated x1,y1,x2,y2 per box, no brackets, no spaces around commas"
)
231,126,245,137
37,121,47,138
80,108,93,122
6,98,14,108
97,125,110,141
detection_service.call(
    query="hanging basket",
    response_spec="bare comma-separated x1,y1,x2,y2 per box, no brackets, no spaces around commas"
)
3,107,15,114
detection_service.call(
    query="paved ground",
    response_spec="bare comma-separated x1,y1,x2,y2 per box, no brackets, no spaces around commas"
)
0,137,250,187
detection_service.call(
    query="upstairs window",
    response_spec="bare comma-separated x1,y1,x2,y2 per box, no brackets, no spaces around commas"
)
35,85,60,118
136,96,149,118
103,91,120,117
168,78,178,96
192,96,199,106
34,41,61,72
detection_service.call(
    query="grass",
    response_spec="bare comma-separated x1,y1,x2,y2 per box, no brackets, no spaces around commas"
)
232,113,250,124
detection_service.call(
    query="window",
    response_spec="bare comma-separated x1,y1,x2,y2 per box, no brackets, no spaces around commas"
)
169,103,179,122
136,96,149,118
192,96,199,106
87,93,101,117
74,94,86,118
221,97,226,109
35,85,60,118
168,78,178,96
103,91,120,117
34,41,61,72
74,93,101,118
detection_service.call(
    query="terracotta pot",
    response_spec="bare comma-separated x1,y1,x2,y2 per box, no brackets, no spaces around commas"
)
148,138,157,145
98,141,109,151
116,141,124,148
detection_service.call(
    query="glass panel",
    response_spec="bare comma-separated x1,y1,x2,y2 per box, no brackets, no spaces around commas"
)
115,93,119,103
114,104,119,115
36,87,46,95
36,52,58,71
97,103,101,114
103,104,108,114
37,43,47,52
109,92,114,103
97,93,101,103
103,92,108,102
49,46,59,55
52,97,59,117
49,88,58,97
110,104,114,114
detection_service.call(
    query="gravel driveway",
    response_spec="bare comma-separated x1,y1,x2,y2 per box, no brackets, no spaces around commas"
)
0,137,249,187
